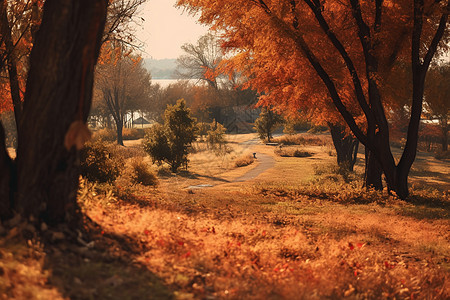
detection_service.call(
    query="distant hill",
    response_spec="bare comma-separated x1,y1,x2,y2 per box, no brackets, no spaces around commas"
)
143,58,177,79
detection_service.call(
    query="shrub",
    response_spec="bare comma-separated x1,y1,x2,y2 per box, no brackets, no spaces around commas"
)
80,141,120,183
206,122,226,150
197,122,209,139
143,124,171,165
234,154,255,167
122,128,145,140
273,134,327,146
142,99,198,172
108,143,146,160
274,147,312,157
92,128,116,142
130,160,158,186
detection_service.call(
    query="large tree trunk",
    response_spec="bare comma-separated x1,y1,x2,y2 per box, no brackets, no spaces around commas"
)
328,123,359,171
364,147,383,190
7,0,107,224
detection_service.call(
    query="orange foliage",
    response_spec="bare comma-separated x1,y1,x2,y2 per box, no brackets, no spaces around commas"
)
0,0,44,114
177,0,447,131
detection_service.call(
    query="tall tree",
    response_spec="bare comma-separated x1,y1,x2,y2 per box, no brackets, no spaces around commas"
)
176,33,223,89
0,0,107,223
95,44,152,145
103,0,147,48
177,0,449,199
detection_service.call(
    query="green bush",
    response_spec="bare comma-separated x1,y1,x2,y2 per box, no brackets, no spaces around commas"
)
254,108,283,142
80,141,120,183
142,99,198,172
206,122,226,150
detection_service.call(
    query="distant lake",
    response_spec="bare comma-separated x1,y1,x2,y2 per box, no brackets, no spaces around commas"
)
151,79,200,88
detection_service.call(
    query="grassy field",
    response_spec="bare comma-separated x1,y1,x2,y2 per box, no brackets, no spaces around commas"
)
1,133,449,299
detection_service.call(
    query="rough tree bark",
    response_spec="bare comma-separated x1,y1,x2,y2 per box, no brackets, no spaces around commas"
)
328,123,359,172
0,0,107,224
364,147,383,190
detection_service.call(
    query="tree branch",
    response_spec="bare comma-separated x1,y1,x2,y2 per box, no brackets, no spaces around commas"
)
303,0,373,123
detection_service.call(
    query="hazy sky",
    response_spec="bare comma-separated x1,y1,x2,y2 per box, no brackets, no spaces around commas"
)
135,0,209,60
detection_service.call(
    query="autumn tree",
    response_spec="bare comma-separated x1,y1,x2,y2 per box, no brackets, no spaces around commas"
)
0,0,107,223
424,62,450,152
95,44,152,145
0,0,42,128
176,33,223,89
145,81,195,123
177,0,449,199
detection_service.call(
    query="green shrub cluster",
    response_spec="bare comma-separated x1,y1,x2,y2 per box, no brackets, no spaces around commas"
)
79,141,120,183
142,99,198,172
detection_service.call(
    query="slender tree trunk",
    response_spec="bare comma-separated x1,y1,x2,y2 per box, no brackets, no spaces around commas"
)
116,120,124,146
441,119,448,152
329,123,359,171
0,0,23,126
10,0,107,224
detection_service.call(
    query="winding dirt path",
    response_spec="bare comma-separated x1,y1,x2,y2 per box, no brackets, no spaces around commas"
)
233,153,275,182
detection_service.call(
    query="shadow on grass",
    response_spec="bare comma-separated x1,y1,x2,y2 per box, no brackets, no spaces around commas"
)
177,170,230,183
42,220,174,300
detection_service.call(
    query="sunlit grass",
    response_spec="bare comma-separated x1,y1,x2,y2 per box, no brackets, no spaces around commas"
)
1,133,449,299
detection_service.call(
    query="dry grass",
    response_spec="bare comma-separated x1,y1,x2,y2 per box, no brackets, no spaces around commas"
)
74,181,449,299
1,133,449,299
273,133,330,146
234,154,255,167
274,147,312,157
